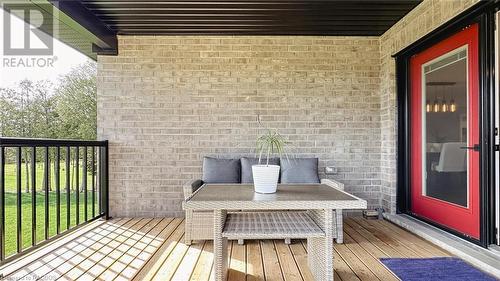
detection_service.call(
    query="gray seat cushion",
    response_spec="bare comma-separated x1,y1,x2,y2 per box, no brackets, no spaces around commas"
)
280,158,320,184
240,157,280,183
202,157,241,183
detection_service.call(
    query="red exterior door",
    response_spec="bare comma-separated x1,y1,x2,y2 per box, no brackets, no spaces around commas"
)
410,24,480,239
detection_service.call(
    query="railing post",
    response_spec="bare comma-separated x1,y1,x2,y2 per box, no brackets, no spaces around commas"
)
99,142,109,220
31,147,36,246
75,147,79,225
83,147,87,222
55,147,60,235
44,147,49,240
66,147,70,230
16,147,22,253
0,146,5,261
91,147,95,218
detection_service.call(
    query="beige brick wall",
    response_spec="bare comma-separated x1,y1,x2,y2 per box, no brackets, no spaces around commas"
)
98,36,382,217
379,0,479,213
97,0,479,217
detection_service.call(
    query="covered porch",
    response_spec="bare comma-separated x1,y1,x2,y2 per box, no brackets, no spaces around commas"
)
1,0,500,280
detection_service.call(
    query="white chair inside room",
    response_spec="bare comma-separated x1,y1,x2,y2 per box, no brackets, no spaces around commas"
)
434,142,467,172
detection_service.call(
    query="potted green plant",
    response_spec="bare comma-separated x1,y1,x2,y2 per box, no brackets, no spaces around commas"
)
253,121,290,193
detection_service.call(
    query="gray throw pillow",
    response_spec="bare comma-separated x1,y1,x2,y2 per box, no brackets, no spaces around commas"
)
202,157,241,183
280,158,320,183
240,157,280,183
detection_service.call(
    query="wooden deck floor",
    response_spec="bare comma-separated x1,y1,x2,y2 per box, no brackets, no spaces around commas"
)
2,217,452,281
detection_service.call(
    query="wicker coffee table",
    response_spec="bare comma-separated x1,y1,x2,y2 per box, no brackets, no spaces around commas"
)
183,183,367,281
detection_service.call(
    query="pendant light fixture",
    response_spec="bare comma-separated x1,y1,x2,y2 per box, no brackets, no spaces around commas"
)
449,84,456,112
441,99,448,112
450,97,456,112
427,82,457,113
433,97,440,113
441,85,448,112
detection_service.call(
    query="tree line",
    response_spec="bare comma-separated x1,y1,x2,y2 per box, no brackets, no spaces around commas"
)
0,62,97,192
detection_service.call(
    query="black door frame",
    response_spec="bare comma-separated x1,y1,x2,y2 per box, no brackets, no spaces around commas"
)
394,1,499,247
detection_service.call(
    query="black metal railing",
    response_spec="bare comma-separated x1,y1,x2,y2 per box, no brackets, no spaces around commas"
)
0,137,108,264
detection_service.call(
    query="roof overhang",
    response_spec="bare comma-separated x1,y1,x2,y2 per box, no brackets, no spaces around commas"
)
1,0,117,59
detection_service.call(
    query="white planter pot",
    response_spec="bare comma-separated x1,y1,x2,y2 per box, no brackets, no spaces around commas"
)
252,164,280,194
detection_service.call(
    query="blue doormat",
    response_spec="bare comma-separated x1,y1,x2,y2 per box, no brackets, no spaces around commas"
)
380,257,498,281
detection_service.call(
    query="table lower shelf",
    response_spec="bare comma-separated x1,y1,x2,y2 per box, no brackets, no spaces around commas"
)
222,211,325,239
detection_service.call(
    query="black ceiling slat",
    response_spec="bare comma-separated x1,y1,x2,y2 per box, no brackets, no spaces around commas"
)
83,3,416,11
80,0,418,4
91,10,409,17
72,0,422,36
80,0,418,3
106,19,395,22
80,0,417,2
98,14,399,20
111,23,394,30
86,7,414,13
118,30,383,36
113,26,389,31
108,20,395,25
110,28,392,33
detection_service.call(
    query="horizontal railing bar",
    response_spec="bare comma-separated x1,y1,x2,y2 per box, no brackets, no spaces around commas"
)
0,138,107,147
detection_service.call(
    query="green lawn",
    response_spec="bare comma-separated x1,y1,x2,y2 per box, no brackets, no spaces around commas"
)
4,192,100,257
4,161,94,193
3,163,100,258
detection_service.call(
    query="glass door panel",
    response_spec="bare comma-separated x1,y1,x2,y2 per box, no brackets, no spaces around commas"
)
422,48,468,207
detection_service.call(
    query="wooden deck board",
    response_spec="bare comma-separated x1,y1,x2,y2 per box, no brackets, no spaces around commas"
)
357,218,436,258
342,232,398,281
228,241,246,281
275,240,302,281
289,241,314,281
3,217,453,281
354,218,425,258
261,239,285,281
190,241,214,281
246,240,265,281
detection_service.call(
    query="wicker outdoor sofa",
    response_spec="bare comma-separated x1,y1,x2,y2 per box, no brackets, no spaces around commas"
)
183,157,346,245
